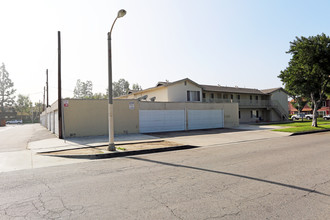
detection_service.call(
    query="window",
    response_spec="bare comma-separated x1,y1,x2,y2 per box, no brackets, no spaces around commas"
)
239,111,241,119
256,96,258,100
237,95,240,100
184,81,187,86
202,93,206,99
187,91,200,102
231,94,234,99
250,95,252,103
211,93,214,99
251,110,257,118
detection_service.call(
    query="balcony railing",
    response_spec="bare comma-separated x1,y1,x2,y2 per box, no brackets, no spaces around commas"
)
203,98,272,107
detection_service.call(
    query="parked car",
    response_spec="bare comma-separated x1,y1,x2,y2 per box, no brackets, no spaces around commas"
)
291,114,304,120
291,114,313,120
6,119,23,124
323,115,330,120
305,114,314,120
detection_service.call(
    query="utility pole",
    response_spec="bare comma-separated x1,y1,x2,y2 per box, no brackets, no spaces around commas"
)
58,31,63,139
46,69,49,107
43,86,45,111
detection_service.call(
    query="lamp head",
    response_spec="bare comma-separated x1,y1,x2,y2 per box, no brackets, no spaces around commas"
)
117,9,126,18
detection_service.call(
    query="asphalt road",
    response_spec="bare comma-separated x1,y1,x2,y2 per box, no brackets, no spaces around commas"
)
0,124,56,152
0,131,329,219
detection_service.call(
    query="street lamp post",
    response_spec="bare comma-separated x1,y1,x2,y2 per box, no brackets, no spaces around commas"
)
107,9,126,151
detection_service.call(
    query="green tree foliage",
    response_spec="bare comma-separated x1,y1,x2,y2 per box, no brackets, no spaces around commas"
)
0,63,16,120
132,83,142,91
91,93,107,99
113,78,130,97
15,94,32,121
73,79,93,99
278,34,330,127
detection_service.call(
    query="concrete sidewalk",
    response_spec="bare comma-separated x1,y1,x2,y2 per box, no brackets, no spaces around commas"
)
0,133,162,173
1,125,292,173
28,133,160,153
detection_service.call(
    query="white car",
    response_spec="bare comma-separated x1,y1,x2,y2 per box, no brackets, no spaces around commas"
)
304,114,313,120
291,114,304,120
291,114,313,120
6,119,23,124
323,115,330,120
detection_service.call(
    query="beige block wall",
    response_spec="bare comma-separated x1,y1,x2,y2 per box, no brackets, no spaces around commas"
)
167,81,202,102
62,99,139,137
42,99,238,137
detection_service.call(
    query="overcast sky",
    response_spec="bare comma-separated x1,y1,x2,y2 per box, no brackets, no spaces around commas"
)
1,0,330,104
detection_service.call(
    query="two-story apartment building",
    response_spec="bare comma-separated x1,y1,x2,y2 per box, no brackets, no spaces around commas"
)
118,78,289,123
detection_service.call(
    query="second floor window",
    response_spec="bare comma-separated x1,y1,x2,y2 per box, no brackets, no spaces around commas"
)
187,91,200,102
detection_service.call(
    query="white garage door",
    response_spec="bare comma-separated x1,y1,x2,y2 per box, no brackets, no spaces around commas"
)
48,113,51,131
54,110,59,136
188,110,224,130
139,110,185,133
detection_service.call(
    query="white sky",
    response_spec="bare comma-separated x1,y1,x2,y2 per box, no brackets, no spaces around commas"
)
1,0,330,104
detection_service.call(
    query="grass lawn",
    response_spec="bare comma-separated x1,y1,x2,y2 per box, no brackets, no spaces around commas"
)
272,119,330,133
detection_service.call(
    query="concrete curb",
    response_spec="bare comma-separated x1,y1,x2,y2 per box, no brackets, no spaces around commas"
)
290,129,330,136
43,145,199,160
36,140,166,154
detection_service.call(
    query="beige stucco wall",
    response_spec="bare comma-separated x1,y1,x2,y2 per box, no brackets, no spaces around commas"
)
118,80,201,102
117,87,169,102
270,90,288,114
167,80,202,102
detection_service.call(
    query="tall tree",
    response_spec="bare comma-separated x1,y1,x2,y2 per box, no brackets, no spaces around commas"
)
132,83,142,91
73,79,93,99
278,34,330,127
113,78,130,97
15,94,32,121
0,63,16,120
91,93,106,99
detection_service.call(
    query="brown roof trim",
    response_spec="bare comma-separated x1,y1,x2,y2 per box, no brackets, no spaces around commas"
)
122,78,201,97
201,85,265,95
261,87,288,94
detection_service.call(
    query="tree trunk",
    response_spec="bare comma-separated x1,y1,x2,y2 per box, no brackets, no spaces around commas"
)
311,100,318,127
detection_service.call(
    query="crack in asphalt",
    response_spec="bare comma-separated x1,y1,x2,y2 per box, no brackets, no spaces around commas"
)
151,196,183,220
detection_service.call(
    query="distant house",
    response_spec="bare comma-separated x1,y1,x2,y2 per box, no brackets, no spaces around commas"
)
289,99,330,116
0,107,17,120
118,78,289,123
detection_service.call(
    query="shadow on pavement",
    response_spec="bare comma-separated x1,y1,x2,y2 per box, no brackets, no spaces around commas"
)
128,157,330,197
45,145,200,159
147,128,244,138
